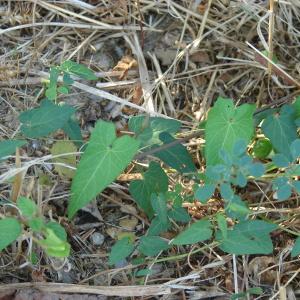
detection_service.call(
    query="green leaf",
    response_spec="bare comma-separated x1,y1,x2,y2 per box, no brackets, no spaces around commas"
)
225,195,250,220
135,268,155,277
60,60,97,80
293,180,300,193
154,132,196,173
216,213,227,239
45,222,67,241
132,257,145,265
138,236,169,256
129,162,168,218
220,183,234,201
272,154,290,167
0,140,27,160
148,216,171,236
261,105,298,160
144,162,168,192
288,165,300,176
19,99,75,138
129,180,154,218
45,87,57,101
219,148,233,165
17,197,37,218
29,252,39,265
217,220,277,255
247,287,263,295
232,139,248,157
195,184,215,203
292,96,300,119
0,218,22,251
50,141,77,178
252,138,272,159
63,73,74,85
291,139,300,160
128,115,181,146
205,165,224,181
62,117,83,147
108,237,134,266
273,177,292,200
261,50,278,63
45,67,60,100
28,217,44,232
57,85,69,94
68,121,139,218
39,228,70,257
247,162,265,177
291,237,300,257
168,207,191,223
254,107,278,127
172,219,212,245
205,97,255,166
150,193,168,227
49,67,59,87
231,287,263,300
276,184,292,201
234,171,247,187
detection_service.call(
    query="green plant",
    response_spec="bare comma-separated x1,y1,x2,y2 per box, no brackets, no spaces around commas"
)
106,97,300,263
1,60,300,273
0,60,95,258
0,197,70,258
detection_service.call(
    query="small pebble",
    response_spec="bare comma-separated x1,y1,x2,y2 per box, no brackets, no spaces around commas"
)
90,232,105,246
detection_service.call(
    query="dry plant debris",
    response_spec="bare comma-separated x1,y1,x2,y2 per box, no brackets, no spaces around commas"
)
1,0,300,299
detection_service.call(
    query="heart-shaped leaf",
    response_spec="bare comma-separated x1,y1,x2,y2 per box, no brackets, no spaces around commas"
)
205,97,255,166
68,121,139,218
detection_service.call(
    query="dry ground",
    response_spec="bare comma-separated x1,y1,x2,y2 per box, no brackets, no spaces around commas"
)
1,0,300,299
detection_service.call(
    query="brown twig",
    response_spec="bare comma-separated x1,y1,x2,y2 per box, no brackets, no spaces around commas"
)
0,282,171,297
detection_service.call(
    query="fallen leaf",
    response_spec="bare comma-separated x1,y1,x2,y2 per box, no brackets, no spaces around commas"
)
249,256,277,284
120,204,138,215
106,227,121,239
119,217,138,231
113,55,137,79
50,141,77,178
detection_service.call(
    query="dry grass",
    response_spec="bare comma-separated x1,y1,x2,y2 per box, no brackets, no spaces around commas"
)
1,0,300,299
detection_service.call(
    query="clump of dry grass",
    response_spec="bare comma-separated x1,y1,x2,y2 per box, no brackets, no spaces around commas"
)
1,0,300,299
